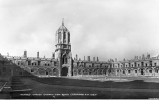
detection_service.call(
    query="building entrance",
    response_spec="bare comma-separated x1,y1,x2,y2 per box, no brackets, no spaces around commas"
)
46,72,48,75
61,67,68,76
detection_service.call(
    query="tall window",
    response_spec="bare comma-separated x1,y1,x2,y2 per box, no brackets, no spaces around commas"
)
58,32,61,43
38,61,40,66
150,61,152,66
134,62,136,67
63,56,67,64
63,32,66,39
141,62,144,66
28,60,31,65
54,62,57,66
123,70,125,74
63,32,66,43
68,33,70,43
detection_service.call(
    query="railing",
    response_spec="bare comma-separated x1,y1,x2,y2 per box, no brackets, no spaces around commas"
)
0,82,7,92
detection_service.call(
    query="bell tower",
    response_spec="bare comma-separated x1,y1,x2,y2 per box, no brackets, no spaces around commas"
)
55,19,72,77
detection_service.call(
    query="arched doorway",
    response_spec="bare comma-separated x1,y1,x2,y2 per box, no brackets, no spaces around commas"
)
46,71,49,75
46,68,52,76
61,67,68,76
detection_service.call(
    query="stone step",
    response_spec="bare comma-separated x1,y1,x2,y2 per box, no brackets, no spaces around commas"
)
11,88,32,92
2,86,12,92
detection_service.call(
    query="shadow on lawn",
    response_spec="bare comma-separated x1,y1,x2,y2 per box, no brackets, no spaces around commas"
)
11,76,159,99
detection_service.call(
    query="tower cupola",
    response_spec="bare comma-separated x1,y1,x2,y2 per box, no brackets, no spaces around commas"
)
55,19,71,57
55,19,70,44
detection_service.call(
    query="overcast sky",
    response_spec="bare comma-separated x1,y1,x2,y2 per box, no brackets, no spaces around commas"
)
0,0,159,61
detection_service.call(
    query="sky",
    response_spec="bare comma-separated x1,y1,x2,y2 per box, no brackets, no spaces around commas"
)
0,0,159,61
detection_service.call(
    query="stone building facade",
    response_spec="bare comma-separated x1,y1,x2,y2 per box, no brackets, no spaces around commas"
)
1,21,159,77
112,55,159,77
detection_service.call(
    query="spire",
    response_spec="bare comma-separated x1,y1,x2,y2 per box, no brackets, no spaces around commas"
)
62,18,64,26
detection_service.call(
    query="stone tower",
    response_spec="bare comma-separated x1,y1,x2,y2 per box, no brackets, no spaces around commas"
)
55,19,72,76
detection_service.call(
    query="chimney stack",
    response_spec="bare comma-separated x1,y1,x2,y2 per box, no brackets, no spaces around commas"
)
37,51,39,58
84,56,85,61
142,54,145,59
52,52,55,59
115,58,117,62
147,53,150,59
137,56,138,59
24,50,27,58
93,57,95,61
76,54,78,60
87,56,90,61
97,57,99,62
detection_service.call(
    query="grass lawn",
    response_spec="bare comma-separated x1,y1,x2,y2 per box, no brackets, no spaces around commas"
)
16,76,159,99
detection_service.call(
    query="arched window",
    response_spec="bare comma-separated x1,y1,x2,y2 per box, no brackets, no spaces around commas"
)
141,62,144,66
123,70,125,74
58,32,61,43
63,32,66,43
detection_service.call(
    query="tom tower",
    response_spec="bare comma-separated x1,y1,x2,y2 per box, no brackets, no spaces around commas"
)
54,20,72,76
